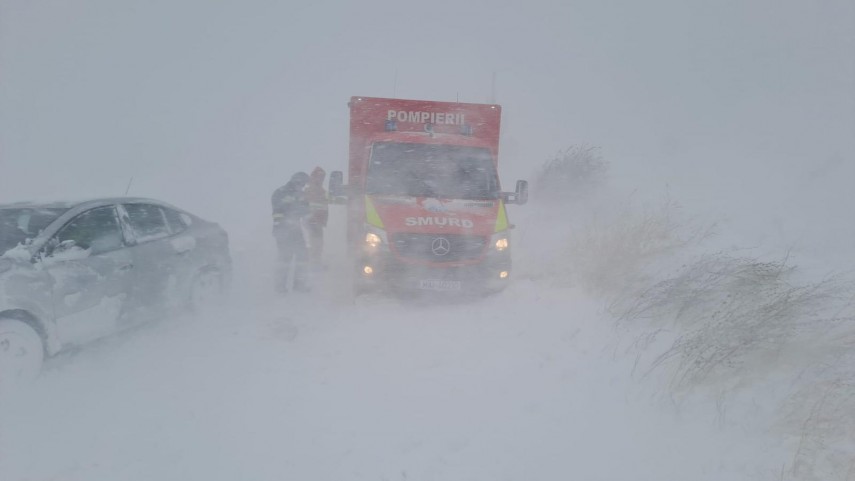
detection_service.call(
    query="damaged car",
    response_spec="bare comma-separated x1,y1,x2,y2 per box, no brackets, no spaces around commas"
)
0,198,231,387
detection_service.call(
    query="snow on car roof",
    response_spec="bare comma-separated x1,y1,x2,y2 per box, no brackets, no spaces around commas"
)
0,201,79,209
0,197,174,210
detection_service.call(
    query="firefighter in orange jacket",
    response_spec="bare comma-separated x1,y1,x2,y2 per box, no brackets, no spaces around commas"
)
305,167,329,265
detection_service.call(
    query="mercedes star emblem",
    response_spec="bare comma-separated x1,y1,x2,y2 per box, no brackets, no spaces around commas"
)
431,237,451,256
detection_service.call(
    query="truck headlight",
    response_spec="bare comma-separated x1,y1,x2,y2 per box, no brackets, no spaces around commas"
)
494,237,509,251
365,232,382,248
364,226,388,251
490,232,510,254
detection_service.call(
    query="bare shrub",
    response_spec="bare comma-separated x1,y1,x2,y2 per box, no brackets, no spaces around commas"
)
531,145,855,478
616,253,853,389
527,144,854,478
564,196,713,294
613,252,855,479
535,145,609,200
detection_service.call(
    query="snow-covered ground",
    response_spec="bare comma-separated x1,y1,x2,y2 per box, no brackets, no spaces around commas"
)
0,205,809,481
0,274,786,480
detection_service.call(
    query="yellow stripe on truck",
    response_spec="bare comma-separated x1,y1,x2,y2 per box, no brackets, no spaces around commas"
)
494,200,509,232
365,195,384,228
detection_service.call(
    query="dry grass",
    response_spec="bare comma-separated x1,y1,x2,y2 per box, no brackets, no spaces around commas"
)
535,145,609,201
532,183,855,481
615,254,852,388
609,252,855,480
565,197,713,294
528,149,855,479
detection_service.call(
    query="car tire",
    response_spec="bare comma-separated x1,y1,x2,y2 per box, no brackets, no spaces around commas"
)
189,267,224,312
0,319,45,390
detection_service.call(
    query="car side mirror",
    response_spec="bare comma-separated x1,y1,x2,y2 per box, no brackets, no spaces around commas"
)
514,180,529,205
50,239,78,258
329,171,346,198
40,239,88,264
503,180,529,205
40,237,62,257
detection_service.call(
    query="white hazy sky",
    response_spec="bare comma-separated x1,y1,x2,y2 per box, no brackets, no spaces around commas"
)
2,0,853,249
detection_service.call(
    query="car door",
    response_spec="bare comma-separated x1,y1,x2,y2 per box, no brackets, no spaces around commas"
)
160,206,200,302
119,203,179,319
44,205,135,346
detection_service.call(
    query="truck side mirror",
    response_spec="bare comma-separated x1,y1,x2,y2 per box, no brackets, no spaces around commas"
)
513,180,529,205
329,171,345,198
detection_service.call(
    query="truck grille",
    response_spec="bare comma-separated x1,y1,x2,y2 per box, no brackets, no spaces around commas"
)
390,233,488,262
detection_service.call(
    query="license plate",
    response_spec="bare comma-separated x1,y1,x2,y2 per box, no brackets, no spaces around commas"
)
418,279,462,291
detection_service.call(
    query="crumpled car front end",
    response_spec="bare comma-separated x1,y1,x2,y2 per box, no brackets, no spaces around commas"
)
0,249,58,356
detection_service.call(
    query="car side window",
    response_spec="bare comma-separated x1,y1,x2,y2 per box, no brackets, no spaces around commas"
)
123,204,170,243
163,208,188,235
54,206,123,255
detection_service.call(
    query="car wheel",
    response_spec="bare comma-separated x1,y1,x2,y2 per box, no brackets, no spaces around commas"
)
190,267,223,311
0,319,44,389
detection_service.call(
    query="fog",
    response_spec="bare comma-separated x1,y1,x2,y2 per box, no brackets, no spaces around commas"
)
4,1,853,244
1,0,854,479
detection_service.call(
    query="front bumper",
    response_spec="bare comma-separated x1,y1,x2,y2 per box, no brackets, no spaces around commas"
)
356,248,512,295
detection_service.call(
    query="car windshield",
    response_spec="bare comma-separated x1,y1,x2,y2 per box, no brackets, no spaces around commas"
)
0,207,68,255
366,142,500,200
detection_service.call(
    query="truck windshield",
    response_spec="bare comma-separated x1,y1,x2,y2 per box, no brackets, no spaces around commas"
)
0,207,68,255
366,142,500,200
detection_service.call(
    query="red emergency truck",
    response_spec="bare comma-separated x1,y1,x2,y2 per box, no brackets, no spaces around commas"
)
330,96,528,294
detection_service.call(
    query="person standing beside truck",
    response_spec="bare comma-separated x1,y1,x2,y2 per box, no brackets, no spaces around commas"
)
304,167,329,267
271,172,311,293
